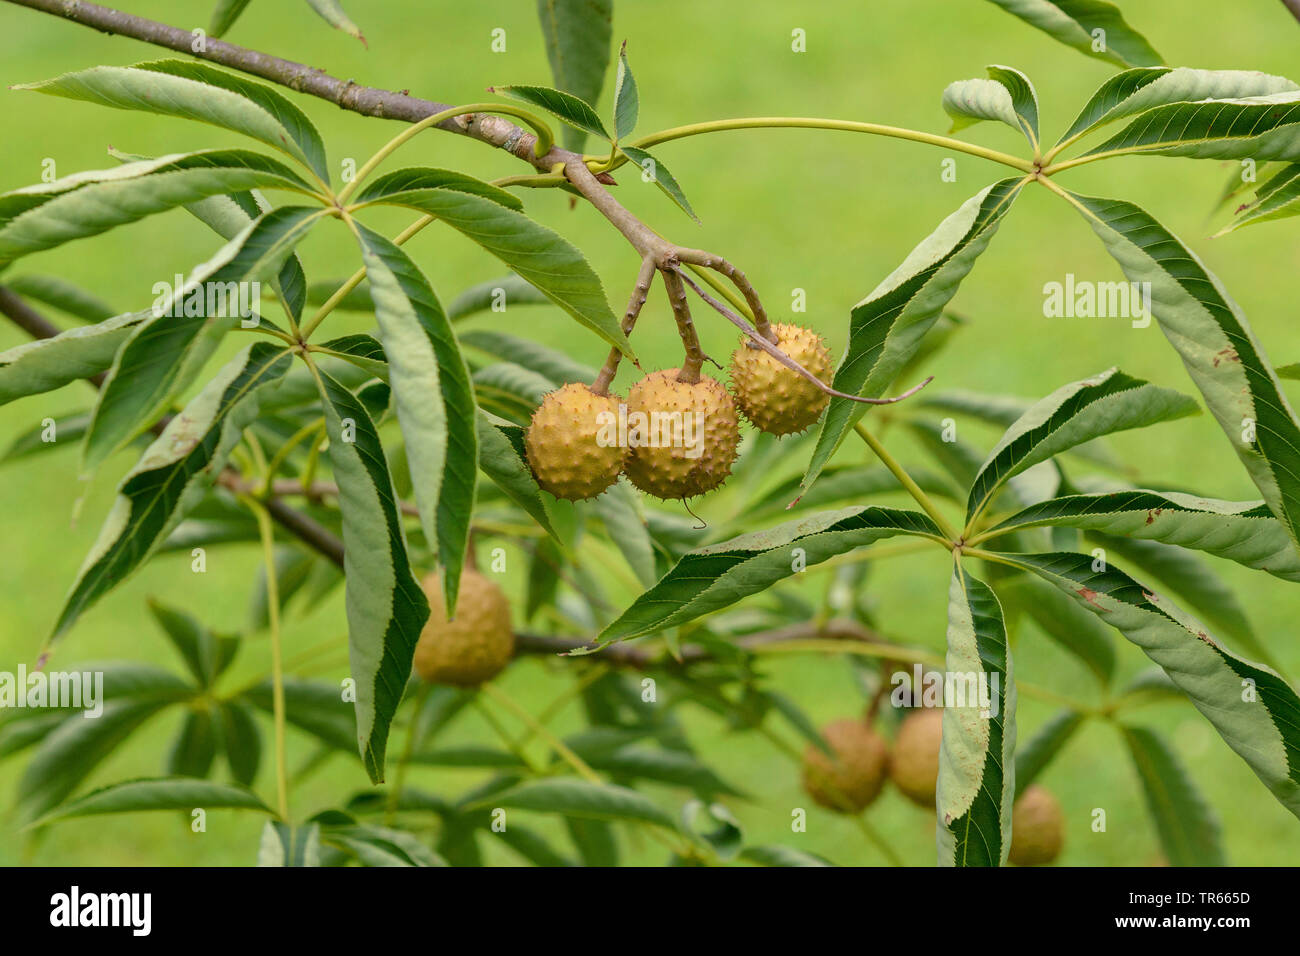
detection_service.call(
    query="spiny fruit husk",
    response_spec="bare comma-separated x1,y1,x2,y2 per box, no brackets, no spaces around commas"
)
623,368,740,499
525,383,625,501
888,707,943,808
801,718,889,814
1008,784,1065,866
413,569,514,687
730,322,832,435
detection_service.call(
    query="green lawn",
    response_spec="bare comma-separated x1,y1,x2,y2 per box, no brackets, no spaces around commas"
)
1,0,1298,866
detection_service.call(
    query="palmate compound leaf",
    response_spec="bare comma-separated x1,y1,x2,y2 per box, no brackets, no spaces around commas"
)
1056,68,1298,152
996,551,1300,819
965,369,1200,526
17,60,329,183
803,178,1025,492
81,206,324,471
51,343,293,641
352,222,477,609
982,0,1162,69
596,507,944,646
0,150,317,268
942,65,1040,151
351,167,523,211
313,366,429,783
1063,191,1300,555
937,563,1016,867
355,184,631,358
1120,724,1226,866
535,0,614,152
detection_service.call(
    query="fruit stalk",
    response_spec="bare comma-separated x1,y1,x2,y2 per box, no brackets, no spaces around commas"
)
592,255,656,395
662,268,706,383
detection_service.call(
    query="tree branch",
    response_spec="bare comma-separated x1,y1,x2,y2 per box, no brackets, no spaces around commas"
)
0,0,612,180
1283,0,1300,25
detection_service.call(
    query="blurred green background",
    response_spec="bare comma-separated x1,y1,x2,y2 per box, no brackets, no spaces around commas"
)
1,0,1298,866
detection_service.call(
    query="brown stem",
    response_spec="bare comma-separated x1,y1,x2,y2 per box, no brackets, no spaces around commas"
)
592,256,655,395
676,247,775,341
562,158,673,260
1283,0,1300,24
0,0,611,181
661,269,704,383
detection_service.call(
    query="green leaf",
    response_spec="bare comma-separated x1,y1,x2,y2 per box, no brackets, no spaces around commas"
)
496,84,610,142
1081,90,1300,164
613,43,638,141
937,564,1016,867
942,65,1039,149
598,507,943,645
535,0,613,151
147,598,239,687
966,368,1198,524
1120,724,1226,866
218,700,262,786
351,166,523,211
591,481,657,587
18,60,330,182
747,464,959,522
1066,191,1300,554
0,411,98,465
618,146,699,222
565,817,619,866
353,222,478,608
30,777,271,827
210,0,253,36
983,0,1162,69
82,206,321,470
1001,551,1300,819
471,778,678,830
990,490,1300,582
476,413,559,541
314,366,430,782
804,179,1024,491
739,844,835,867
165,706,219,778
446,274,552,320
0,310,148,407
16,696,185,822
0,150,315,267
1014,708,1084,797
258,821,321,866
1218,163,1300,235
307,278,372,312
52,343,293,640
495,825,575,867
356,188,632,358
1057,68,1297,149
1090,533,1279,673
303,0,365,42
577,746,744,797
1000,575,1115,685
3,274,115,322
323,824,445,866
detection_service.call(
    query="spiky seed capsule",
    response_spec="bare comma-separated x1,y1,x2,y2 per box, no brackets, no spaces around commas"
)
730,323,833,435
801,718,889,813
888,708,943,807
623,369,740,500
1008,785,1065,866
413,569,514,687
525,383,625,501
